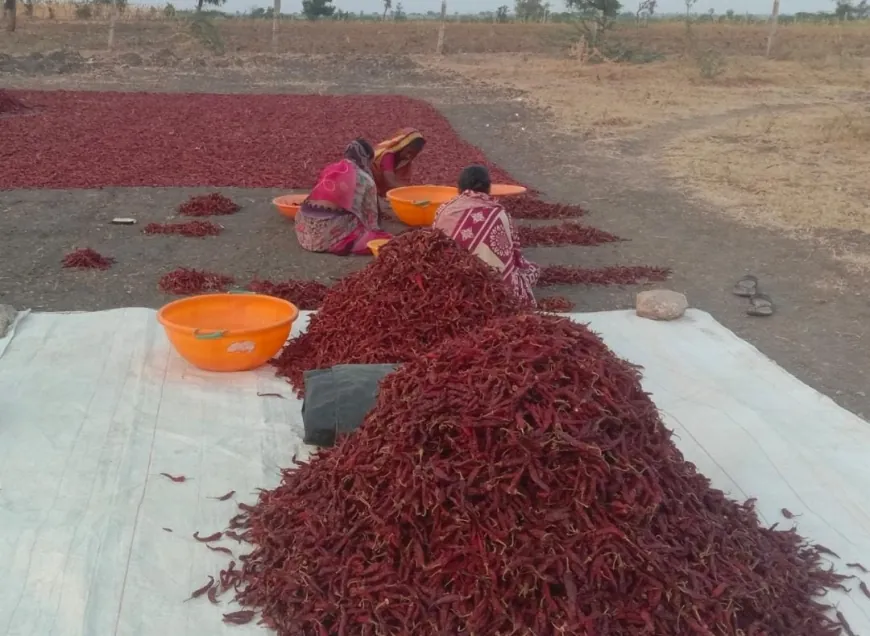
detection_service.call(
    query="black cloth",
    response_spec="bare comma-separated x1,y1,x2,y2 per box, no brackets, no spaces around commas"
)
301,363,399,447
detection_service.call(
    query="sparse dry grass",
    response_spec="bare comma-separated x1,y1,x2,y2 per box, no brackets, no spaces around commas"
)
425,54,869,138
665,105,870,234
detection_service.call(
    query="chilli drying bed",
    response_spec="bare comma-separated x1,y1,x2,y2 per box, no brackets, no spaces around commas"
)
0,308,868,635
0,91,515,190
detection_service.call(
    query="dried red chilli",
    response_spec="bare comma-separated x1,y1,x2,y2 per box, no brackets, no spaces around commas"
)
205,313,848,635
273,229,522,396
256,392,285,399
504,194,585,220
247,278,329,311
207,586,220,604
178,193,240,217
814,544,841,559
142,220,223,238
159,472,187,483
847,562,869,573
210,491,236,501
186,576,214,601
162,528,173,533
158,268,235,295
781,508,796,519
858,580,870,599
0,91,517,190
222,610,256,625
838,611,857,636
517,222,621,247
0,89,31,115
207,545,234,556
61,248,115,270
193,531,223,543
536,295,575,312
536,264,671,288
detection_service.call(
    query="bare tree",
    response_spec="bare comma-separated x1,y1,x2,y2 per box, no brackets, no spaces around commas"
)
382,0,391,20
635,0,656,26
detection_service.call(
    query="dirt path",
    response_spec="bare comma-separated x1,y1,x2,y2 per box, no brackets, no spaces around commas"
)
1,54,867,418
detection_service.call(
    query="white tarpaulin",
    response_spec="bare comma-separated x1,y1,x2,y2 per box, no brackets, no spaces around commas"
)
0,308,868,635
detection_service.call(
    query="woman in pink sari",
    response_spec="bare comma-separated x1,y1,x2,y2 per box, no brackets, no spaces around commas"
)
295,139,391,256
433,165,540,307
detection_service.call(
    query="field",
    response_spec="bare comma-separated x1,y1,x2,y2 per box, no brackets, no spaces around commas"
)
1,15,869,417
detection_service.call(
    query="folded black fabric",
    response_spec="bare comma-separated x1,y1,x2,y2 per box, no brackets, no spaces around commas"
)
301,363,400,447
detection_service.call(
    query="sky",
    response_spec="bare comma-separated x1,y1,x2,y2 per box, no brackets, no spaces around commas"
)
198,0,836,18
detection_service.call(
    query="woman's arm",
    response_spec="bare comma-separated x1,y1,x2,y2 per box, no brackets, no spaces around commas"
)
379,153,404,189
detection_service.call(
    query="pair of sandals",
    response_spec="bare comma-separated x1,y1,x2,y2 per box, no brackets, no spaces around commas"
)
733,276,774,317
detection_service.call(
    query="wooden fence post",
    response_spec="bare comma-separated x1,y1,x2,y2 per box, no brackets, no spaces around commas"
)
272,0,280,54
765,0,780,58
435,0,446,55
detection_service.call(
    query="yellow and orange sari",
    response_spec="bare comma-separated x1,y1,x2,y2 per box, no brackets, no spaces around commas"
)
371,127,425,198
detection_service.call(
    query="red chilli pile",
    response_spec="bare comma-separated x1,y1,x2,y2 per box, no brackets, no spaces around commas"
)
273,228,522,394
178,193,240,217
212,313,847,635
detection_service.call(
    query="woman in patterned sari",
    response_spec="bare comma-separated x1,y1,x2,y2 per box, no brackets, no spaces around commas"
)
371,127,426,213
295,139,391,256
433,164,540,307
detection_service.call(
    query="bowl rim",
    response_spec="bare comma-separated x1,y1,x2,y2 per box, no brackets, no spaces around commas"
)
157,293,300,337
386,185,458,202
273,194,308,207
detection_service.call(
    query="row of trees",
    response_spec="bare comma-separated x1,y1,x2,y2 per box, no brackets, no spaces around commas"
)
3,0,869,30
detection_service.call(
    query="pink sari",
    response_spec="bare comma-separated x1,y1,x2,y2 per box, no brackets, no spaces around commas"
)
433,191,540,307
295,159,390,256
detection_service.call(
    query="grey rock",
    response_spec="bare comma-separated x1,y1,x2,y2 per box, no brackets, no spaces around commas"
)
0,304,17,339
636,290,688,321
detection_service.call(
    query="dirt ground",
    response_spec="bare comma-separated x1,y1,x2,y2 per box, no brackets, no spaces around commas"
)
0,39,868,419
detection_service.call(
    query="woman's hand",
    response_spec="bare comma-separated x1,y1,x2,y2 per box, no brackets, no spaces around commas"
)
383,171,403,190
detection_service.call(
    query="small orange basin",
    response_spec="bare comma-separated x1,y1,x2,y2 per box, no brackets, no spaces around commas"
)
157,293,299,372
386,185,458,227
273,194,308,220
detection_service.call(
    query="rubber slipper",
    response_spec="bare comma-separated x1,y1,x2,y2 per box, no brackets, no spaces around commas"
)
733,275,758,297
747,293,774,317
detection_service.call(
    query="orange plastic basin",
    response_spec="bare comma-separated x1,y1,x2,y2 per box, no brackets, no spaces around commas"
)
490,184,528,197
367,238,391,257
157,293,299,372
273,194,308,220
386,185,458,227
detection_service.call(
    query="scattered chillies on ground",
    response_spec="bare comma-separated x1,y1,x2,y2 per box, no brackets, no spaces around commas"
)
178,193,240,217
143,220,224,237
246,279,329,311
536,264,671,287
62,248,115,270
196,312,850,635
158,268,235,295
536,295,575,312
517,222,622,248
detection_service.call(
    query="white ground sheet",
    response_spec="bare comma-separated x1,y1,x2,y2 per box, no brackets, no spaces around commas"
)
0,308,868,635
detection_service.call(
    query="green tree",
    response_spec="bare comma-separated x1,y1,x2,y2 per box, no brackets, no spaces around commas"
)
393,1,406,19
302,0,334,18
196,0,226,12
565,0,622,45
496,4,509,21
515,0,544,21
382,0,390,19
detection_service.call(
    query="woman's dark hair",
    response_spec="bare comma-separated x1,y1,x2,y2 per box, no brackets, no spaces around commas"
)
458,164,491,194
355,137,374,159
